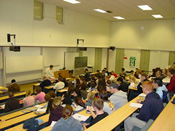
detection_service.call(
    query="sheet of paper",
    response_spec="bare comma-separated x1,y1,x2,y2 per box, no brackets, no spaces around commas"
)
25,108,36,111
139,94,146,97
37,108,46,112
73,113,89,121
34,105,43,109
0,104,5,109
130,103,143,108
50,121,57,127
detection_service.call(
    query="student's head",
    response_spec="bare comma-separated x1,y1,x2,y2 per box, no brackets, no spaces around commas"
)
36,87,42,94
122,68,125,72
72,88,81,97
44,94,51,101
43,76,47,80
90,81,96,88
152,78,163,89
8,83,20,92
156,70,162,78
48,91,56,98
140,72,147,82
50,65,53,70
26,90,31,96
52,97,62,109
130,70,134,75
62,105,73,120
99,91,108,101
109,83,119,94
84,68,88,73
142,81,153,95
74,97,85,108
117,77,123,84
129,76,136,83
11,79,16,83
106,80,112,86
168,67,175,77
97,85,104,93
8,91,14,98
58,77,63,81
87,92,95,101
92,98,104,111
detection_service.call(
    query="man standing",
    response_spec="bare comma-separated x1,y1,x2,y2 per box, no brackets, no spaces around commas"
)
109,83,127,110
124,81,164,131
45,65,55,79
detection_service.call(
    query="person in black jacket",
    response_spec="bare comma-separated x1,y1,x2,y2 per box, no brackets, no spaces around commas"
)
117,77,128,93
40,76,52,91
4,91,20,112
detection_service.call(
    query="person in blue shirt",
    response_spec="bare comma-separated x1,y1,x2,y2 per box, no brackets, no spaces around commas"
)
124,81,164,131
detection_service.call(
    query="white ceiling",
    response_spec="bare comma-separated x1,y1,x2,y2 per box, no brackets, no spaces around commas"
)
39,0,175,21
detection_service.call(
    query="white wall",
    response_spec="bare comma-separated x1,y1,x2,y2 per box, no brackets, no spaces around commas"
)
149,51,169,71
110,20,175,51
0,47,2,85
101,48,107,70
108,49,116,72
124,49,141,71
0,0,111,47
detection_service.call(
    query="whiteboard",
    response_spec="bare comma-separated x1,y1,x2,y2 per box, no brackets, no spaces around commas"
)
0,52,2,69
6,56,43,73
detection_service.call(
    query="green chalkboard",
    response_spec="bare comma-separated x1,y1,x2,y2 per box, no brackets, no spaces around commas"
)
75,56,88,68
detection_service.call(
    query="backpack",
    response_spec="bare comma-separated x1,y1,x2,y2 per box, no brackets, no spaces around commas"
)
23,118,39,131
162,90,169,104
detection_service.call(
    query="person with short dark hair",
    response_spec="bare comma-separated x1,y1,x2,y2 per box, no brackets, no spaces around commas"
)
167,67,175,93
45,65,55,79
40,76,52,91
117,77,128,92
84,68,90,82
35,87,46,102
51,105,83,131
8,83,20,92
124,81,164,131
109,83,127,110
83,98,108,129
4,91,21,112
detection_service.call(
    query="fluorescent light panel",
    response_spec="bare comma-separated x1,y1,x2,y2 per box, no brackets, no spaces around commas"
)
114,16,125,20
94,9,107,13
152,14,163,18
138,5,152,10
63,0,80,4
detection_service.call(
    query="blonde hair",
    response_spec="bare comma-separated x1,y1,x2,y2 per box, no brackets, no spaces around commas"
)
129,76,136,83
87,92,95,100
53,97,62,109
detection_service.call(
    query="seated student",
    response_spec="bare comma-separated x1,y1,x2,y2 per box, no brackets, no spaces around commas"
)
23,90,35,107
85,92,95,107
48,97,63,126
124,81,164,131
53,77,65,94
84,68,90,82
108,72,115,82
44,91,56,114
51,105,83,131
40,76,52,91
80,83,88,100
166,67,175,98
82,98,108,129
99,91,114,114
109,83,127,110
89,81,96,91
35,87,46,103
128,76,137,89
152,78,168,101
73,97,86,112
62,85,75,105
117,77,128,92
106,80,112,91
4,91,21,112
8,82,20,93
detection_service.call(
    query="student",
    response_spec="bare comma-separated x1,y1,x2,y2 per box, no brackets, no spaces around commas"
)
109,83,127,110
85,92,95,107
45,91,56,114
62,85,74,105
82,98,108,129
4,91,21,112
128,76,137,89
48,97,63,126
73,97,86,112
40,76,52,91
35,87,46,103
80,83,88,99
84,68,90,82
99,91,113,114
45,65,55,79
23,90,35,107
124,81,164,131
117,77,128,92
167,67,175,98
51,105,83,131
8,83,20,92
53,77,65,94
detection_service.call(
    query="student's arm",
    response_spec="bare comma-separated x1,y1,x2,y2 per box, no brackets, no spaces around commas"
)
88,106,96,119
82,123,89,130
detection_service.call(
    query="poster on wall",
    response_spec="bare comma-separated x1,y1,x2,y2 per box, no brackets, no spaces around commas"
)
129,57,136,67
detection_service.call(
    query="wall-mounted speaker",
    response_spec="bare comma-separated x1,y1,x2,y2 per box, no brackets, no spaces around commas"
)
109,46,115,51
7,34,11,42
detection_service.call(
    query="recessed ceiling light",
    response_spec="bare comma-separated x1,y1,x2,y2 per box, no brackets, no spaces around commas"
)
63,0,80,4
138,5,152,10
152,14,163,18
94,9,107,13
114,16,125,20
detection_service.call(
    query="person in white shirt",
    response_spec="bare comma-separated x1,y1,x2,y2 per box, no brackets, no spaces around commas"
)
45,65,54,79
53,77,65,94
128,76,137,89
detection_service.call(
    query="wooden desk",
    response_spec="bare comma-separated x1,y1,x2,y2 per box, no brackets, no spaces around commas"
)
54,70,69,78
86,96,140,131
0,91,26,102
148,97,175,131
0,86,8,94
57,88,68,93
0,102,46,121
5,114,50,131
33,83,40,93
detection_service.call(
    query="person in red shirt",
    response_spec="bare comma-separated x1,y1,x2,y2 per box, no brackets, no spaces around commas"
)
111,71,118,78
167,67,175,98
